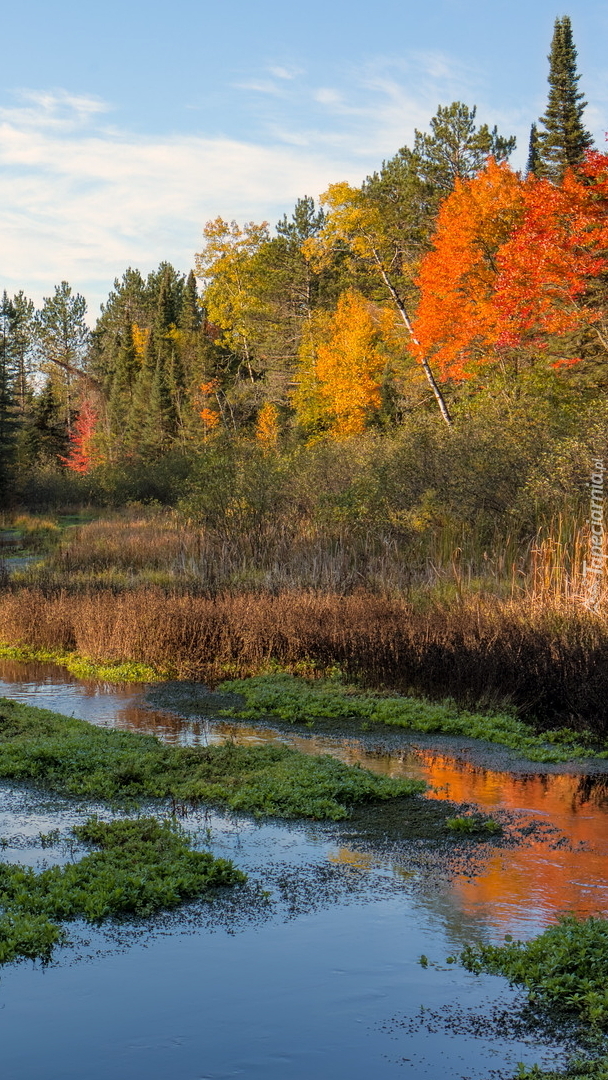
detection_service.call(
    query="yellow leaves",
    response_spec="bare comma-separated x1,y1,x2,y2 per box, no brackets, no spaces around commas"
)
255,402,280,449
195,217,271,357
303,182,385,267
294,290,397,437
132,324,149,361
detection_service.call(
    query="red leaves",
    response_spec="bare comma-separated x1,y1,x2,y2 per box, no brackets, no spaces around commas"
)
61,401,98,474
412,154,608,380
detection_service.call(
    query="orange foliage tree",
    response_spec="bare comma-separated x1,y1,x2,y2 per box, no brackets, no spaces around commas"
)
413,155,608,381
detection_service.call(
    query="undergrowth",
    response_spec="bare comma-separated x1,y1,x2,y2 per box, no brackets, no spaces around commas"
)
217,674,604,763
0,697,424,819
0,816,244,964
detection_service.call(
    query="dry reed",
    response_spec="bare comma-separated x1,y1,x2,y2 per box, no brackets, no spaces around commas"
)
3,587,608,731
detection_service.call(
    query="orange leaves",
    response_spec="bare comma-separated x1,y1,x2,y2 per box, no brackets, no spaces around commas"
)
255,402,280,448
61,402,99,473
412,154,608,380
412,160,524,379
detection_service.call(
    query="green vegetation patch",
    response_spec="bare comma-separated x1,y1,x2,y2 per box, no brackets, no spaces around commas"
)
218,673,604,763
461,916,608,1029
512,1060,608,1079
444,814,502,835
0,697,424,819
0,816,244,964
0,644,165,683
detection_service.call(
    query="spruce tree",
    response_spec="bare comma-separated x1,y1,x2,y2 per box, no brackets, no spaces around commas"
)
526,123,541,176
537,16,593,182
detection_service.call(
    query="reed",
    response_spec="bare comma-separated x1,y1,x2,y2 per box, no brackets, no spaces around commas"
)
2,586,608,731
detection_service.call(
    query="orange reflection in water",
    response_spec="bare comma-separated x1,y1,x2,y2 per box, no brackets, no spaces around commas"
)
418,754,608,925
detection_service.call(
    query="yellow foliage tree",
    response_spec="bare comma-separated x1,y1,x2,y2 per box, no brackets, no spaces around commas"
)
299,290,395,436
255,402,280,449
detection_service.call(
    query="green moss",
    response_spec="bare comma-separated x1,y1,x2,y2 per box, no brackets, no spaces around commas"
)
461,916,608,1028
0,816,245,964
0,696,424,820
0,644,166,683
217,673,605,763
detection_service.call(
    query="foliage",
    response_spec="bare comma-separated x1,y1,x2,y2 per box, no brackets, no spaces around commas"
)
460,916,608,1028
0,816,245,964
0,696,423,819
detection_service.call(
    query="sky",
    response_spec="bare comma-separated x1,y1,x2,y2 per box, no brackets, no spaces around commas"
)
1,0,607,319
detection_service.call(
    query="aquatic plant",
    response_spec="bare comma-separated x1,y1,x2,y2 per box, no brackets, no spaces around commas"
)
0,697,424,820
461,915,608,1028
444,815,502,835
0,816,245,965
218,673,602,763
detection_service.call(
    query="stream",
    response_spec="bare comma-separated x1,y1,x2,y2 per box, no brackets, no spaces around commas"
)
1,659,607,1080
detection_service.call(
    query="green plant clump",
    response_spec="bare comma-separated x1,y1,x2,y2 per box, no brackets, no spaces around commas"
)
0,816,244,964
218,673,603,763
461,915,608,1028
445,814,502,835
0,644,165,683
0,697,424,820
512,1059,608,1079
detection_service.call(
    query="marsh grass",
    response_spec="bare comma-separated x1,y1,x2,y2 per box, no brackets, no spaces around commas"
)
0,697,424,819
0,817,245,964
217,674,605,763
2,585,608,731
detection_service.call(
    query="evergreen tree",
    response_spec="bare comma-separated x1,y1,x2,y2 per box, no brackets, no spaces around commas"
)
526,123,541,176
536,16,593,182
412,103,516,193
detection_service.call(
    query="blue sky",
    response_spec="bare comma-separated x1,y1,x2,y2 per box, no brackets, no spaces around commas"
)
1,0,607,317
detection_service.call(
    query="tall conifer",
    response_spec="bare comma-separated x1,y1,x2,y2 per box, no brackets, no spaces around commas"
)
536,16,593,182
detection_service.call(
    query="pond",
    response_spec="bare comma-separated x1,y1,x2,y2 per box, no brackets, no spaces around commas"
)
0,659,607,1080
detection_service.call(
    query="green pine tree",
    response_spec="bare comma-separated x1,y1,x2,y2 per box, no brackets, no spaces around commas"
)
526,123,541,176
536,16,593,182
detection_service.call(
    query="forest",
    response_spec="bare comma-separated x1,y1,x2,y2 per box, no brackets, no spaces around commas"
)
2,15,608,729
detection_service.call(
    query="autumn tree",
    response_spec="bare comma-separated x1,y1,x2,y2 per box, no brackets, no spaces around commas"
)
412,156,608,383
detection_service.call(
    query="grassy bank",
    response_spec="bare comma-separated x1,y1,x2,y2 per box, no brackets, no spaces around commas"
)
0,697,424,819
0,817,245,965
0,643,165,682
216,673,603,763
2,586,608,734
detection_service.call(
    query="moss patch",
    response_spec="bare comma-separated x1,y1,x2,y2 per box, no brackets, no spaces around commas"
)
0,696,425,820
0,816,244,964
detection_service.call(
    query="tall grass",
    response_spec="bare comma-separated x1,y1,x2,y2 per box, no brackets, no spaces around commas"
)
2,586,608,731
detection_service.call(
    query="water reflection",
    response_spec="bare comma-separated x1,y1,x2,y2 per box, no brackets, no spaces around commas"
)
1,657,608,930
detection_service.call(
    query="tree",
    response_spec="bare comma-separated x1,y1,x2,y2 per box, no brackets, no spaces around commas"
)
35,282,91,432
536,16,593,182
61,401,98,473
305,181,453,423
526,123,541,177
412,157,608,382
412,102,516,194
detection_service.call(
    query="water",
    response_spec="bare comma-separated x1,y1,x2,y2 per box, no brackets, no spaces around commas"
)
0,660,606,1079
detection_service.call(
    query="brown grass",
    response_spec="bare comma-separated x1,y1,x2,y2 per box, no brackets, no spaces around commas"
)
2,586,608,732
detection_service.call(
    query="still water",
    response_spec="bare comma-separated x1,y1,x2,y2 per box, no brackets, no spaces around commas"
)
0,660,606,1080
